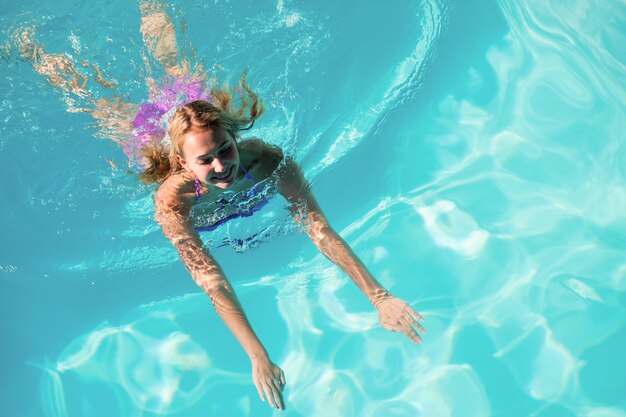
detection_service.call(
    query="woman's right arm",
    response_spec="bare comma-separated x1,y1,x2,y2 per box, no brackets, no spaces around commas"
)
154,191,286,410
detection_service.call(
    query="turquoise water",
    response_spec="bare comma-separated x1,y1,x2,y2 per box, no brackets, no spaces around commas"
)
2,0,626,416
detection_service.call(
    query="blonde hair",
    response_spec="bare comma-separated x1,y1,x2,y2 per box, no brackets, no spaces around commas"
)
138,72,264,184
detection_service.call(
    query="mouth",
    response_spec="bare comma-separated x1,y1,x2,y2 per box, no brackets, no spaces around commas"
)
211,166,233,182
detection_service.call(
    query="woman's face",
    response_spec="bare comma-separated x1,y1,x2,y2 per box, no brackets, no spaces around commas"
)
177,125,240,189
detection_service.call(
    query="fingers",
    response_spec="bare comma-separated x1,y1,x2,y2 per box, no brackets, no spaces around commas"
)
377,298,428,345
253,362,287,411
406,305,425,323
262,384,277,409
270,379,285,410
270,370,286,410
400,317,423,344
262,379,285,411
406,309,427,335
255,382,265,403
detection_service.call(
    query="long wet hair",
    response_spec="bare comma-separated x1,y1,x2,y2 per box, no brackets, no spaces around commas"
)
138,72,264,184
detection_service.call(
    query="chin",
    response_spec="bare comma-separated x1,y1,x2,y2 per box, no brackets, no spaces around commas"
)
209,165,237,188
214,181,233,189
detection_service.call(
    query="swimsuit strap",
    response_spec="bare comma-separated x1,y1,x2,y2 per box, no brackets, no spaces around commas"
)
240,162,265,198
239,162,256,182
195,176,202,203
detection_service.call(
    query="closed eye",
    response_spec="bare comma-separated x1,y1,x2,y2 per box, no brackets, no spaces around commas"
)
218,143,231,155
200,143,231,164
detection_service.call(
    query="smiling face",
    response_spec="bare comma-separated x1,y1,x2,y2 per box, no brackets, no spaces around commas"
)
176,125,240,189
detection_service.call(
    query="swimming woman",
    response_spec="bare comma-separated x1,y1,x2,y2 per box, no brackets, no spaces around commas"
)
16,0,426,411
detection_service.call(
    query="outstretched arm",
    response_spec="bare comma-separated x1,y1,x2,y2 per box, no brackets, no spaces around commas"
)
154,191,286,410
277,158,426,344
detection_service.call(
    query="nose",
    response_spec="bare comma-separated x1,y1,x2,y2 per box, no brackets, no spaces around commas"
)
212,158,225,172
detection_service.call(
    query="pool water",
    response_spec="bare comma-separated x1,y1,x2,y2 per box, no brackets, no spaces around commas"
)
2,0,626,416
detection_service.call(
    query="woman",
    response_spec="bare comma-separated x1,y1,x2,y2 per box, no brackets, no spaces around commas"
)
142,93,426,411
16,1,426,411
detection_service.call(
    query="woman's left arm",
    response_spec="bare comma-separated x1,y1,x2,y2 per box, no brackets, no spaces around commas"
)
277,157,426,344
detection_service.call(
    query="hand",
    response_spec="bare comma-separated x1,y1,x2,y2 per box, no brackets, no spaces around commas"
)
375,296,426,344
251,356,286,411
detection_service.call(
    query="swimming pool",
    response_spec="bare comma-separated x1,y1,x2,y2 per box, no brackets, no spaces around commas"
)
2,0,625,416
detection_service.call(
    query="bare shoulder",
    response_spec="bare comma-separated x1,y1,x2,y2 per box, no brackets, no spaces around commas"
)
154,172,195,216
240,137,283,158
239,137,285,176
